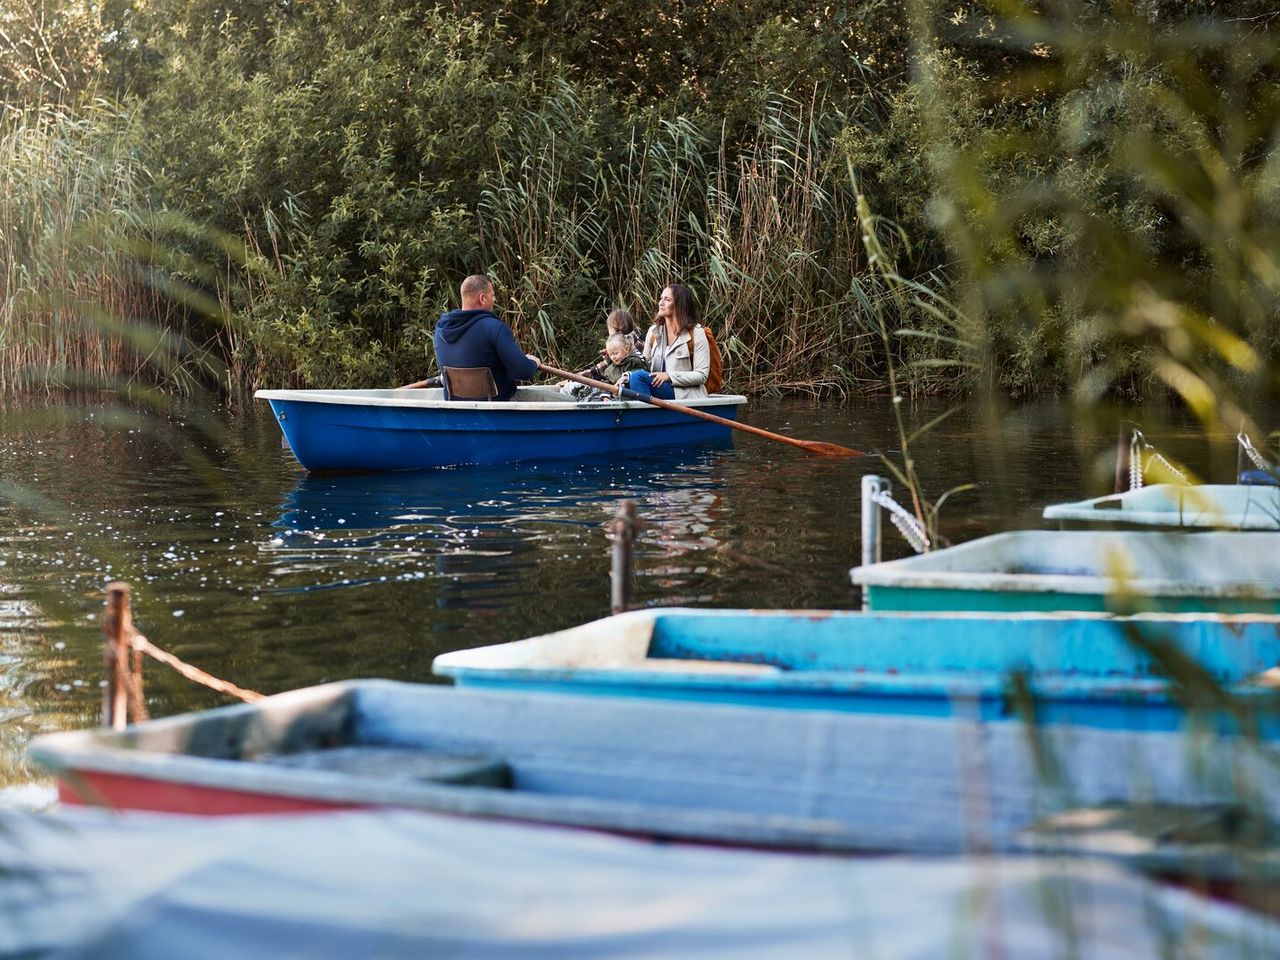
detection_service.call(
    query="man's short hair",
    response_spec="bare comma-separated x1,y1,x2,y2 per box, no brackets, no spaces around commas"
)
460,274,493,301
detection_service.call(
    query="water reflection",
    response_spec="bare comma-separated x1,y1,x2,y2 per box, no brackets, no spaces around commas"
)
8,396,1257,799
262,448,735,611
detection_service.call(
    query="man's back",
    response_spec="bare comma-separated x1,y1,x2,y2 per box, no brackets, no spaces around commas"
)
434,308,538,401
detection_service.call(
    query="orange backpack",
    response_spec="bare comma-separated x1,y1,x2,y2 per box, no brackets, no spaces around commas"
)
698,324,725,394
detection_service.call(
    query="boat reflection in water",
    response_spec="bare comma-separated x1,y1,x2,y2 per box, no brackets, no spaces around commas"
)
262,447,731,611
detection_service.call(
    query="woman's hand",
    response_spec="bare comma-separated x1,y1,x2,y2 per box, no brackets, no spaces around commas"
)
650,372,671,387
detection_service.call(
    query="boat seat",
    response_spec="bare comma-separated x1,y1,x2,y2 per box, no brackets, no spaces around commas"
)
443,366,499,400
259,746,510,787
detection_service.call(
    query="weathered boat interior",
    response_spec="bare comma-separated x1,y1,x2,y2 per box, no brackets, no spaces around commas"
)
30,681,1280,856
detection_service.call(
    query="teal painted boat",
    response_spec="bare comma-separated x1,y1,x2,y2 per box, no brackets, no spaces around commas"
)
433,608,1280,732
850,530,1280,613
1044,484,1280,530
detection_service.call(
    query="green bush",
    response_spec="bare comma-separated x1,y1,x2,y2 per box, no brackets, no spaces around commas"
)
9,0,1280,404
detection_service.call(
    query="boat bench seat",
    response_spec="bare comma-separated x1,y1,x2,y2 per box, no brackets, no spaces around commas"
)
443,367,499,400
259,746,510,788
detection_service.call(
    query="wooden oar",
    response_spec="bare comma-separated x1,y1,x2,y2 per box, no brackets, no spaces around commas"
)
539,363,863,458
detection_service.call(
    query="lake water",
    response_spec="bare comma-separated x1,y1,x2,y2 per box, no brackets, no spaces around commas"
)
0,395,1250,796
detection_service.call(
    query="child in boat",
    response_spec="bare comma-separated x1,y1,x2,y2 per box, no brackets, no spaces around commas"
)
572,308,642,379
560,334,648,399
596,333,648,384
605,308,644,356
578,309,643,381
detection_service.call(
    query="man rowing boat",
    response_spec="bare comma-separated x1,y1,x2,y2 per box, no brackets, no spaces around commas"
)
406,275,540,400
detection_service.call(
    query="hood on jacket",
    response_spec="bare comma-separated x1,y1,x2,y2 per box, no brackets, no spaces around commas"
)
436,309,498,344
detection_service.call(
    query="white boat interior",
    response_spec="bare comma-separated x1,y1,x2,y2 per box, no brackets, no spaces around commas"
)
1044,484,1280,530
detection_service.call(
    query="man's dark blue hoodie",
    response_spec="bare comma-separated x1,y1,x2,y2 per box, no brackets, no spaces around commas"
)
433,309,539,401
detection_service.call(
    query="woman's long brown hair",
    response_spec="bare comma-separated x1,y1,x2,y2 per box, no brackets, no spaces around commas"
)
659,283,700,335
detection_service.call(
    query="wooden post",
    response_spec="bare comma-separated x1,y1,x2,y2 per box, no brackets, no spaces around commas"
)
610,500,636,615
102,582,132,730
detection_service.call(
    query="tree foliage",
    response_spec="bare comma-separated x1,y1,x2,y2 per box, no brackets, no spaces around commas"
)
5,0,1280,404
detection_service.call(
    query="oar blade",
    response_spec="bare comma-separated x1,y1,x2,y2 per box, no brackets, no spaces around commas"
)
537,361,861,458
797,440,864,458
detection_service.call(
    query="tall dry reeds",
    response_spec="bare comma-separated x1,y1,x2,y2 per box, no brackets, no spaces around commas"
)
0,100,193,395
479,90,948,395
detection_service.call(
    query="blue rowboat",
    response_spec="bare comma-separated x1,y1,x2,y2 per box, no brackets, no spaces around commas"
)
850,530,1280,613
433,608,1280,732
1044,484,1280,530
27,681,1280,855
255,387,747,471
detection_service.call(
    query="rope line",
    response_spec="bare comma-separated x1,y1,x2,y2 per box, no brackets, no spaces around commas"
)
871,489,930,554
131,633,265,703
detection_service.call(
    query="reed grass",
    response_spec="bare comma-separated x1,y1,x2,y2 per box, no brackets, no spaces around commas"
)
909,0,1280,431
0,100,188,395
477,88,955,395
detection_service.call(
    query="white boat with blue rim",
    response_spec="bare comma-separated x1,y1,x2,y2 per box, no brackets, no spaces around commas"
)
1043,483,1280,530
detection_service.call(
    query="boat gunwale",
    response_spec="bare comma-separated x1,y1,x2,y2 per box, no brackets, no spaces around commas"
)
850,530,1280,597
1043,483,1280,529
432,607,1280,700
254,387,748,414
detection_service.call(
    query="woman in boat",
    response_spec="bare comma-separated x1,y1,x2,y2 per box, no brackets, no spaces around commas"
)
629,284,710,401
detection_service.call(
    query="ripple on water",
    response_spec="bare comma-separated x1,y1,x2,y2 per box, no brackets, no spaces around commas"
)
0,396,1236,783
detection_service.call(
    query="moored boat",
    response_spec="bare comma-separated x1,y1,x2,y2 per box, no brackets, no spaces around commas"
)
1043,483,1280,530
850,530,1280,613
255,386,747,471
433,607,1280,732
8,806,1277,959
28,681,1280,855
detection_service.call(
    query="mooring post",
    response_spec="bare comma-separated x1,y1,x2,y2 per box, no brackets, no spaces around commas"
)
610,500,636,615
102,582,132,730
860,475,886,612
861,474,884,574
1237,424,1246,483
1113,422,1131,494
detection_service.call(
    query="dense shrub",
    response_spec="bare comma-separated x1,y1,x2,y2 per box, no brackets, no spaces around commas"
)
6,0,1280,405
137,1,918,392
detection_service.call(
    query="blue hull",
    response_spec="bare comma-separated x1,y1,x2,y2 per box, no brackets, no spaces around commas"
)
256,388,745,471
434,608,1280,734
